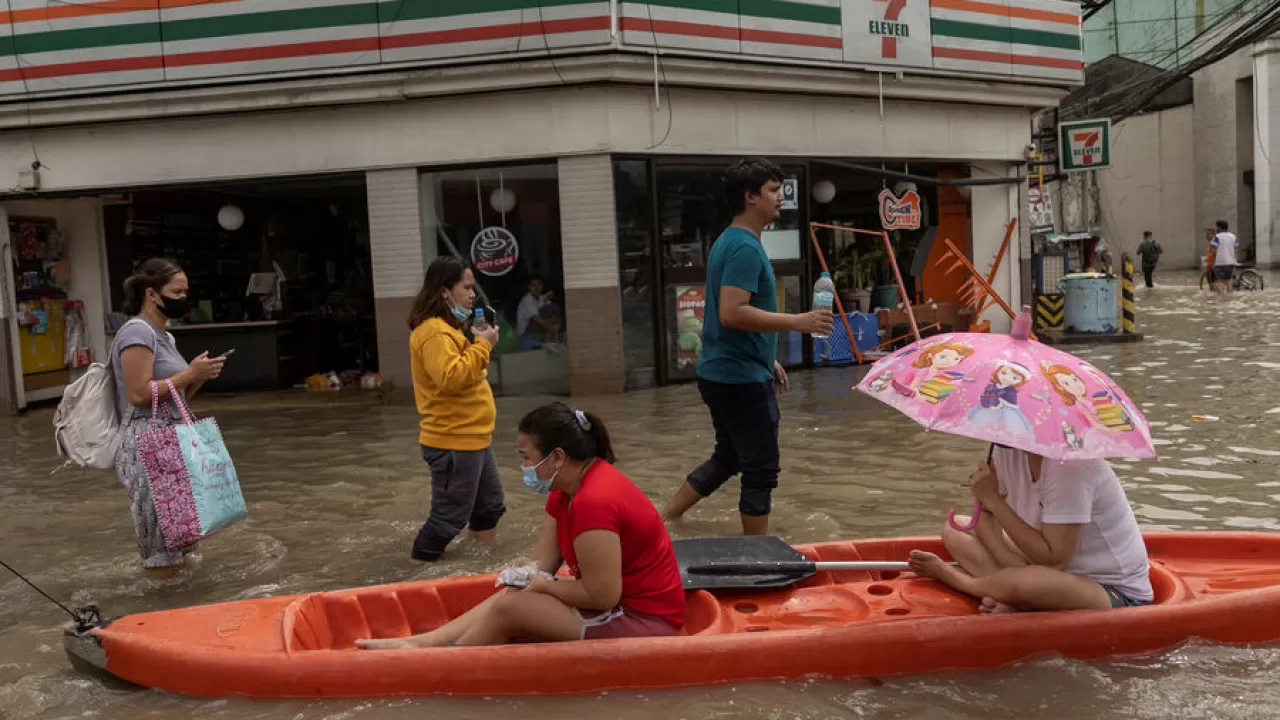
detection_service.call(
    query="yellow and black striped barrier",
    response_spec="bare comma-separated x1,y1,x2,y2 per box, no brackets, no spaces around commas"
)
1035,294,1064,329
1121,253,1136,334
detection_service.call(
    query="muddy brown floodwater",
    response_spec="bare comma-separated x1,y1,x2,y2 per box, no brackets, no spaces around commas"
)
3,271,1279,720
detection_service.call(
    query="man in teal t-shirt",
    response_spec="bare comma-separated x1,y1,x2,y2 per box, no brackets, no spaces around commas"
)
661,158,833,536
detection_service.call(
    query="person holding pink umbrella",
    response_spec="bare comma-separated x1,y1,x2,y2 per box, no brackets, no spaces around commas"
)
858,307,1155,613
906,445,1152,613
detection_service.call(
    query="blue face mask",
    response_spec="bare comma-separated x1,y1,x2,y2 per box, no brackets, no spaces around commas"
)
521,454,558,493
449,303,471,321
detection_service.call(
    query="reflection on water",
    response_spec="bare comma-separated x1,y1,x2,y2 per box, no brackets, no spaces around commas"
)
2,272,1278,719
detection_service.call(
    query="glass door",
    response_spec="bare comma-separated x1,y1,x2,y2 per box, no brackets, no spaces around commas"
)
765,165,806,369
654,162,808,385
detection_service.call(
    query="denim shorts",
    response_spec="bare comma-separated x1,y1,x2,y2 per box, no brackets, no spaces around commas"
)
1103,584,1152,608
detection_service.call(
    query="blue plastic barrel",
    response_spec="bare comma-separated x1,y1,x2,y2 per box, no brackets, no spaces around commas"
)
1060,273,1117,333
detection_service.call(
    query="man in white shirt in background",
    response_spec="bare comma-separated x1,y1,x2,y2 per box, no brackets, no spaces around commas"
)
1209,220,1239,294
516,275,561,349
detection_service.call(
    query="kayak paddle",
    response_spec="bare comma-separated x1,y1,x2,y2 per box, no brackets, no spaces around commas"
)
673,536,940,591
687,560,915,575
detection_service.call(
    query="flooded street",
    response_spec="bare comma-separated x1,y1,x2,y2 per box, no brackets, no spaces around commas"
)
3,271,1279,720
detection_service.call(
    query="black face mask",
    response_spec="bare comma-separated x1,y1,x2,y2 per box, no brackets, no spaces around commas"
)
156,294,190,319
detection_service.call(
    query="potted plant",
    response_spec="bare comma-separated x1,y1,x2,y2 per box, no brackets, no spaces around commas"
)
832,248,873,313
871,230,921,311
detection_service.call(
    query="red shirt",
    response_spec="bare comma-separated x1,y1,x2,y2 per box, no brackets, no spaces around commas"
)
545,460,686,629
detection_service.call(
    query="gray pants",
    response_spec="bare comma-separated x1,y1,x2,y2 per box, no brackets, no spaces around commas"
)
412,446,506,561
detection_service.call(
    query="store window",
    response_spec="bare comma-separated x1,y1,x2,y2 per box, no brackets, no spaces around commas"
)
102,177,376,394
613,160,657,391
420,164,568,396
654,163,807,384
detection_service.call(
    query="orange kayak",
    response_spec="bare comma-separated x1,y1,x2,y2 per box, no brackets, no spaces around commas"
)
64,531,1280,698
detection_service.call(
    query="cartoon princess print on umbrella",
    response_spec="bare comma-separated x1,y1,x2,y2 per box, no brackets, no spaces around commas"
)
966,360,1035,444
889,341,975,404
1041,362,1134,452
855,306,1157,530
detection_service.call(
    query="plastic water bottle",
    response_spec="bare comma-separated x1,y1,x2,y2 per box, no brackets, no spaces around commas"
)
811,272,835,339
472,308,489,333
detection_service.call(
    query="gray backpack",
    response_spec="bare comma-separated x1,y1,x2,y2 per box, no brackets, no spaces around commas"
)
52,318,149,471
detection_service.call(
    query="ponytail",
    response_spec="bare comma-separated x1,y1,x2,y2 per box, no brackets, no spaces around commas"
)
518,403,616,464
122,257,183,315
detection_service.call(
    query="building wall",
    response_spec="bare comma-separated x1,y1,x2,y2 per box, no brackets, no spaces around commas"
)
1192,46,1256,257
0,84,1041,197
1096,105,1197,268
558,154,623,396
366,169,424,394
970,162,1024,334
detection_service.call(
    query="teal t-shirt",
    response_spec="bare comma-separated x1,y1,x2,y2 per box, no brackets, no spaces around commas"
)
697,226,778,384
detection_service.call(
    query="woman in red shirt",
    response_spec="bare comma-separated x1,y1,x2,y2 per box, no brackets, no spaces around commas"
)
358,403,686,648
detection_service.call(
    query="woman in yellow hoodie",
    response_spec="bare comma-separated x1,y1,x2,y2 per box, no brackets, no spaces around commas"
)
406,256,505,562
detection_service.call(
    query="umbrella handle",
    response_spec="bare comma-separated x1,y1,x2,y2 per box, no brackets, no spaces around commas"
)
947,501,984,532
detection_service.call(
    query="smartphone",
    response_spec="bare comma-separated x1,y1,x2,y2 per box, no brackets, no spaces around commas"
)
216,348,236,358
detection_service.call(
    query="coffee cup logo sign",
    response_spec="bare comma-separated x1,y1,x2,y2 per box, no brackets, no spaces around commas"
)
878,188,922,230
471,226,520,276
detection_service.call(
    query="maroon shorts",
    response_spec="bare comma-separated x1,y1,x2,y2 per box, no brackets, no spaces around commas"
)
577,606,681,640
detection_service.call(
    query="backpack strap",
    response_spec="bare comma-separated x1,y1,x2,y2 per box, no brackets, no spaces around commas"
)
111,317,163,424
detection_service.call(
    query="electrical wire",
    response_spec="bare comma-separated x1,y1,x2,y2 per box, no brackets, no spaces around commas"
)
530,0,569,85
1061,0,1261,119
820,159,1027,187
1067,0,1256,111
1108,0,1280,123
642,2,673,150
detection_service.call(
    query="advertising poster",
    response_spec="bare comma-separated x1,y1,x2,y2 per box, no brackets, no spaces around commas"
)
673,285,705,373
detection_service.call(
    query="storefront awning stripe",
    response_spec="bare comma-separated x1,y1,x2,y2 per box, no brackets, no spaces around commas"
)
932,44,1082,70
0,0,241,27
930,18,1080,51
629,0,839,25
930,0,1078,27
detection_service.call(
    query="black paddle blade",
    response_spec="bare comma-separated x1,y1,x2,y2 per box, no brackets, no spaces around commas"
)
686,561,817,575
673,536,814,590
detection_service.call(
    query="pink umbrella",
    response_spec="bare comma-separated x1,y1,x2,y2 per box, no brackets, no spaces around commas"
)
855,306,1156,530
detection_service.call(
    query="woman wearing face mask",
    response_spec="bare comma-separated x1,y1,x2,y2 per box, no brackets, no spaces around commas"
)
358,403,685,649
113,258,226,579
405,256,505,563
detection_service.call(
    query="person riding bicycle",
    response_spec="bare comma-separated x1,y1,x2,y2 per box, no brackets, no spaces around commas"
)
1209,220,1238,294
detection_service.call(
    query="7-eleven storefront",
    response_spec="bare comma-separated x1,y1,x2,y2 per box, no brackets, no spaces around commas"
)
0,0,1083,409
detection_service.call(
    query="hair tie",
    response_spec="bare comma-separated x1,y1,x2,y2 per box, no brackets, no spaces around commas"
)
574,410,591,431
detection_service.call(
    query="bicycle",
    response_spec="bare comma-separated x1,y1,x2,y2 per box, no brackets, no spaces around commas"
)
1199,265,1265,291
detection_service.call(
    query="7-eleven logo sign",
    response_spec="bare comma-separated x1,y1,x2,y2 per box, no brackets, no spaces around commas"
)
1070,130,1101,165
870,0,910,59
1058,119,1112,173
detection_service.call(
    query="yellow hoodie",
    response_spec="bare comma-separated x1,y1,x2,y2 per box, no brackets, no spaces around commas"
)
410,317,496,451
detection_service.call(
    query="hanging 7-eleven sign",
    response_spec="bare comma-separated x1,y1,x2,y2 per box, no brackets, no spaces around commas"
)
1058,119,1112,173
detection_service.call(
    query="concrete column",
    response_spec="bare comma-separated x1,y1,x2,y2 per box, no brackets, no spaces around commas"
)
366,168,425,392
557,154,624,396
969,162,1022,334
1254,40,1280,268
